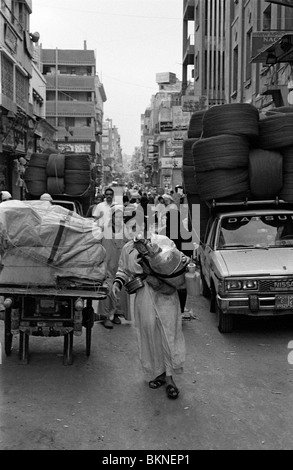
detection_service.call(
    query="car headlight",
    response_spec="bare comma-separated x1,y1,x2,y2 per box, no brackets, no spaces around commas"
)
243,280,258,290
226,280,242,291
225,280,258,291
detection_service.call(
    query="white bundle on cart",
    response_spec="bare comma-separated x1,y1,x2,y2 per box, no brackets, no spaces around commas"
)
0,200,106,285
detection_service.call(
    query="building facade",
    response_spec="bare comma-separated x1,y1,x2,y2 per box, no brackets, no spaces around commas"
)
141,73,191,191
182,0,293,113
0,0,55,199
40,44,107,184
101,118,123,186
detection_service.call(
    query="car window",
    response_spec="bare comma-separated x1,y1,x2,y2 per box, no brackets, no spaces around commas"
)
206,218,219,248
217,214,293,248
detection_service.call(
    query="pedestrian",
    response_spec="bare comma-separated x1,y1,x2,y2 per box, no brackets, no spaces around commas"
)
123,195,130,208
173,185,185,209
86,194,104,218
140,192,149,231
92,187,116,232
98,205,131,329
112,230,185,399
160,196,193,318
155,195,165,232
0,191,12,202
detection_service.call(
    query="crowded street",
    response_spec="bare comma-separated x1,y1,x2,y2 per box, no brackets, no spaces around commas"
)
2,0,293,454
1,293,293,451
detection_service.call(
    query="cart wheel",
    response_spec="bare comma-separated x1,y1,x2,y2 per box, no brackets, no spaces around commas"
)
83,301,94,357
86,324,92,357
63,331,73,365
19,331,29,364
4,308,13,356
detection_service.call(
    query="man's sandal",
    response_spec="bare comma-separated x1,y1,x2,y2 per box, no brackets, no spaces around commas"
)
166,384,180,399
149,377,166,389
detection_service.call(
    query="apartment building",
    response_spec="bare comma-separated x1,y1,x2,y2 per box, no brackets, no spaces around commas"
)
0,0,55,199
182,0,293,112
141,73,191,190
41,44,107,184
102,118,122,186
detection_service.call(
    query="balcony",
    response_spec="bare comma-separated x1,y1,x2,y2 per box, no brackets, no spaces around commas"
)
45,75,95,91
183,0,195,21
183,35,195,66
46,101,96,117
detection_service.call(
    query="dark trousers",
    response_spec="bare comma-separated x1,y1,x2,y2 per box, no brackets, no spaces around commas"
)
178,288,187,313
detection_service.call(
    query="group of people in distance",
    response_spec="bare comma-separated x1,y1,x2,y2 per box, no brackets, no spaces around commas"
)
86,184,194,400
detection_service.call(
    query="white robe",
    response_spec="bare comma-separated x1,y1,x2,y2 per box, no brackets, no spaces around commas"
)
116,234,186,380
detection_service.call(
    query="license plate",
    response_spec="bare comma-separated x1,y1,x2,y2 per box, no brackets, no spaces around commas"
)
275,295,293,309
40,299,55,309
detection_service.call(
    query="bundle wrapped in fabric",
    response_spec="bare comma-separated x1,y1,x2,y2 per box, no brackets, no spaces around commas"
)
133,234,189,289
0,200,106,285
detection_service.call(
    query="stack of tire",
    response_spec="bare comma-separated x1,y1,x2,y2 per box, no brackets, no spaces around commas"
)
24,153,48,196
192,103,260,202
257,108,293,202
24,151,92,198
183,110,205,214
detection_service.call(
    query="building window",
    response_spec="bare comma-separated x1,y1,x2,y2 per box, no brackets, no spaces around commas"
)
194,52,199,80
195,4,200,30
246,29,252,82
263,5,271,31
1,55,14,100
233,45,238,95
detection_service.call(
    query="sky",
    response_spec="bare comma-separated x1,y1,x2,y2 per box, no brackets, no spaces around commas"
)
30,0,183,155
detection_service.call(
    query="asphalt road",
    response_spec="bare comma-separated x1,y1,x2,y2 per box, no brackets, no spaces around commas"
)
1,294,293,451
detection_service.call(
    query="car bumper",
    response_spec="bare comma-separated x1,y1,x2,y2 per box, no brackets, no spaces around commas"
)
217,293,293,316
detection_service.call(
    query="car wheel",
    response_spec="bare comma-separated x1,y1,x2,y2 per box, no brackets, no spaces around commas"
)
216,302,233,333
200,267,210,298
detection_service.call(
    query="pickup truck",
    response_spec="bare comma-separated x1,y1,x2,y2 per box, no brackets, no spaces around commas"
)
197,200,293,333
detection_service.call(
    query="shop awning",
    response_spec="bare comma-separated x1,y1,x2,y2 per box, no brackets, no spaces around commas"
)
265,1,293,7
251,31,293,64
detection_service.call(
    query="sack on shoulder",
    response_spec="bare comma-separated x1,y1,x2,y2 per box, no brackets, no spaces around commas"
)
146,275,176,295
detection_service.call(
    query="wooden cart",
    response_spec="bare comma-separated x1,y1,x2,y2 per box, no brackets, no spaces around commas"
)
0,284,108,365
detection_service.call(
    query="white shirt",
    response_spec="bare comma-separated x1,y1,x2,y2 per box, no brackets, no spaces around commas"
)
92,201,116,228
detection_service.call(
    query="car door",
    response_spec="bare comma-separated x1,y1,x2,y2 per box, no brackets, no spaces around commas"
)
201,217,219,287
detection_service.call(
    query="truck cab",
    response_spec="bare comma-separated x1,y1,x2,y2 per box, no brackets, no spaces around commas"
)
197,200,293,333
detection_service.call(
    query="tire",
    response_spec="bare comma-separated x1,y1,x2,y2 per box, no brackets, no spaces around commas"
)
200,266,210,298
65,154,91,171
210,284,216,313
216,302,233,333
46,153,65,177
86,325,92,357
202,103,259,139
196,168,249,201
4,309,13,356
258,114,293,149
193,135,250,173
19,331,29,364
63,331,73,366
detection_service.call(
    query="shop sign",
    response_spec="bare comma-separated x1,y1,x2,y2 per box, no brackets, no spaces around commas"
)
172,130,187,141
58,143,92,153
181,95,207,112
160,157,182,169
160,122,173,132
172,106,190,130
